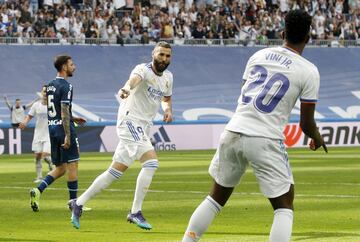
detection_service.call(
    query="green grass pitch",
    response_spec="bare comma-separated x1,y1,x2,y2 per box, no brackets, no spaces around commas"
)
0,147,359,242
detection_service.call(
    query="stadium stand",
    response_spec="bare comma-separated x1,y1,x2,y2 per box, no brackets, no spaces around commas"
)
0,0,359,45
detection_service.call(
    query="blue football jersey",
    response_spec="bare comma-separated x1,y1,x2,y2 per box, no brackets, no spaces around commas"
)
46,77,76,137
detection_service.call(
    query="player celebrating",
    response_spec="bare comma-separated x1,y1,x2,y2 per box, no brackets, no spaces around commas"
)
3,95,38,128
30,55,86,212
69,42,173,230
19,85,53,183
182,10,327,242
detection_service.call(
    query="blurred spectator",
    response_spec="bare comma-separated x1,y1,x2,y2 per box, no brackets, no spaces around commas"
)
55,11,69,32
3,95,38,128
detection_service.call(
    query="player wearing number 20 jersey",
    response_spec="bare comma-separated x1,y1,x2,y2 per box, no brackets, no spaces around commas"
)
183,10,327,242
226,46,319,139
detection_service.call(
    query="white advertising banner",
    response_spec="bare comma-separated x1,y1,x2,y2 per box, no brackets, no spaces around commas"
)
100,122,360,152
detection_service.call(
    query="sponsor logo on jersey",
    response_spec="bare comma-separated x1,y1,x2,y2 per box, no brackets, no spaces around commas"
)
48,120,63,125
147,86,165,101
152,126,176,151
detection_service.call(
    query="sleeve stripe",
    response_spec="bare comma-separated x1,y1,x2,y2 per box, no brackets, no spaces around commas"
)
132,72,143,79
300,98,317,103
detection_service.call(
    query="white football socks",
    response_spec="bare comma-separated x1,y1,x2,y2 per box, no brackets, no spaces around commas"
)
76,167,122,206
182,195,222,242
269,208,293,242
43,156,53,170
35,158,42,179
131,159,158,214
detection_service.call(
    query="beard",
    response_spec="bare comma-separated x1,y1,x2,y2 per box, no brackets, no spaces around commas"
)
67,70,74,77
153,59,170,73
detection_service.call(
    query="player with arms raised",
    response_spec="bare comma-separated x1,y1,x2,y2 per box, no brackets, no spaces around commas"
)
183,10,327,242
69,42,173,230
30,55,86,212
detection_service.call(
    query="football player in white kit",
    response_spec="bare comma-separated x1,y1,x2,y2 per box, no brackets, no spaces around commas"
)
183,10,327,242
69,42,173,230
20,86,53,182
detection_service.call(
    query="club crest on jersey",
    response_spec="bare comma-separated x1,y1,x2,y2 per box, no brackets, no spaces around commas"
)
149,78,156,85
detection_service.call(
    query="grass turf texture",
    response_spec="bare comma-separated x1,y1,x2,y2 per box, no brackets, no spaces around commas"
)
0,147,359,242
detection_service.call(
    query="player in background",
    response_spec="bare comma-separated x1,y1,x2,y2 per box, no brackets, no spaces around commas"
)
19,85,53,183
29,55,87,212
69,41,173,230
182,10,327,242
3,95,38,128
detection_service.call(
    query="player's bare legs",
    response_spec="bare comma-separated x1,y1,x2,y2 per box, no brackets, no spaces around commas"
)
269,184,294,210
268,185,294,242
209,182,234,206
183,181,231,242
127,150,158,230
48,163,67,178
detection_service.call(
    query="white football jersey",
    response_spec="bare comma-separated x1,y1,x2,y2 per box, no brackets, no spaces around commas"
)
28,101,50,142
11,105,25,124
226,46,320,140
117,63,173,125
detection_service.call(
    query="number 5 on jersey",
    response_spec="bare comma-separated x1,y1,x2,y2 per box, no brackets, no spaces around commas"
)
48,94,57,117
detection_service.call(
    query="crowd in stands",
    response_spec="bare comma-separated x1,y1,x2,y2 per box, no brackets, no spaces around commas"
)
0,0,359,44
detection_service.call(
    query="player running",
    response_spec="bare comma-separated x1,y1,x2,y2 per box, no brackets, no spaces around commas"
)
69,41,173,230
182,10,327,242
20,85,53,183
30,55,86,212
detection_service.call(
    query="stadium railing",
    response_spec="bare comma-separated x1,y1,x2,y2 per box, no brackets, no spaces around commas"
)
0,37,359,47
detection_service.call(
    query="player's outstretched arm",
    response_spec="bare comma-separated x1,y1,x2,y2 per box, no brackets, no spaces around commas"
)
300,102,327,153
3,95,11,109
162,96,173,123
25,97,40,110
19,115,33,130
118,75,142,99
61,103,71,149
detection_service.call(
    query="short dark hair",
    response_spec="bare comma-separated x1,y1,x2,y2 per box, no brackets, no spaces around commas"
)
155,41,172,50
285,10,312,45
15,98,21,101
54,55,72,72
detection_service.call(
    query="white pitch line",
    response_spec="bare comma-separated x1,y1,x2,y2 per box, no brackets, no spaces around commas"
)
1,186,360,198
2,181,360,186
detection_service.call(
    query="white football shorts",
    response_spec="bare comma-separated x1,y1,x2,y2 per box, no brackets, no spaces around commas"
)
209,130,294,198
113,118,154,167
32,140,51,154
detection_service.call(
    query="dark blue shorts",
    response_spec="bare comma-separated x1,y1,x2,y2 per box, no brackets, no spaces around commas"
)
50,134,80,166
